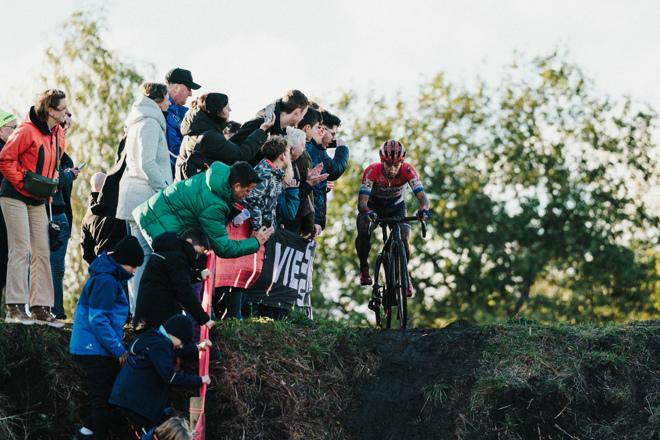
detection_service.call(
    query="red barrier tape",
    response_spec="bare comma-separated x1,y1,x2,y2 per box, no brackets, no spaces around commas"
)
194,252,216,439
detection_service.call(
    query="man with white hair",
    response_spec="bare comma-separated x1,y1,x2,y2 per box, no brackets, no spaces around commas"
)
277,127,328,236
81,172,128,264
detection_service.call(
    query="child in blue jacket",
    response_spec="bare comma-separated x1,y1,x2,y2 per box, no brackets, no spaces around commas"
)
70,236,144,440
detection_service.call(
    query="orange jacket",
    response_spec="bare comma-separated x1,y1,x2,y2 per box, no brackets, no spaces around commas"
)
0,107,66,200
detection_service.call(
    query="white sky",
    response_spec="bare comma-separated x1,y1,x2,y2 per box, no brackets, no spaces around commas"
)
2,0,660,123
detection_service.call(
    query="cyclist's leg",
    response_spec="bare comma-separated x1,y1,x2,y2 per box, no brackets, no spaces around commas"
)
355,212,373,285
390,203,413,297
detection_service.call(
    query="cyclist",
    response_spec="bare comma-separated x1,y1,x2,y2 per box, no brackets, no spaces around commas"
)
356,140,430,296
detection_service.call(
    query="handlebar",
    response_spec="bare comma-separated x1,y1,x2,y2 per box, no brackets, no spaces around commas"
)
370,216,427,238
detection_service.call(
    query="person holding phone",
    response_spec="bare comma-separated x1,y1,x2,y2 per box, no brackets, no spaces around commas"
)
50,110,80,320
229,90,310,165
304,109,350,237
175,93,274,181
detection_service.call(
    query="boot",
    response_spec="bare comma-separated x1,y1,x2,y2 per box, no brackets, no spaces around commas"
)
30,306,65,329
406,279,414,298
360,266,373,286
4,304,35,325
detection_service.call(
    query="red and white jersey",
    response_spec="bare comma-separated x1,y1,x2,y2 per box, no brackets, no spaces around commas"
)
359,162,424,208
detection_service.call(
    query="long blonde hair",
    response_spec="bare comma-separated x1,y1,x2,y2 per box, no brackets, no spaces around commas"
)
154,417,192,440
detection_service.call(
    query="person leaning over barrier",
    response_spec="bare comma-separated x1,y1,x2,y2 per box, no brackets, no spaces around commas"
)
132,228,215,333
69,236,145,440
135,160,274,257
175,92,273,181
0,89,68,327
109,314,211,436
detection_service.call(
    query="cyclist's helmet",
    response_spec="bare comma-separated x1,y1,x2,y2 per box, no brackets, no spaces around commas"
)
379,140,406,164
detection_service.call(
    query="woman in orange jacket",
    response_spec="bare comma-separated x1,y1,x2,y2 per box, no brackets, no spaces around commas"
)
0,89,69,327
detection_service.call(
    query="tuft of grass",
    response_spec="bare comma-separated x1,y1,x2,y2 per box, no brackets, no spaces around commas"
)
422,382,450,407
459,320,660,439
209,316,377,439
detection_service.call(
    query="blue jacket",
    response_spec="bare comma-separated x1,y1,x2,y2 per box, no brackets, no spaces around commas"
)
69,252,132,358
277,187,300,224
166,97,188,166
304,140,349,229
109,327,202,425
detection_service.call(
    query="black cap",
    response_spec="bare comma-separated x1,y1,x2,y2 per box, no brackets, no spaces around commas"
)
165,68,201,90
109,236,145,268
163,314,194,344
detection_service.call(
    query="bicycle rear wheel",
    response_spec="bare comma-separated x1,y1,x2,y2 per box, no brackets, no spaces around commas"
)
391,240,409,329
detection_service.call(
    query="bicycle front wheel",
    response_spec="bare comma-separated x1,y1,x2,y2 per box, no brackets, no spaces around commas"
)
372,253,385,328
391,240,409,329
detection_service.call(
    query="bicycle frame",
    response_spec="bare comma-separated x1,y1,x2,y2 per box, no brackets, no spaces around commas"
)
369,216,426,329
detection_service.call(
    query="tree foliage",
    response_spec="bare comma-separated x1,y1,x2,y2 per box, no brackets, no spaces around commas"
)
315,53,659,326
39,11,145,312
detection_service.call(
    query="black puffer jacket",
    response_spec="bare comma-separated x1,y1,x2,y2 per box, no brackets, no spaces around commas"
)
230,100,291,165
175,107,267,181
132,232,209,331
80,191,127,264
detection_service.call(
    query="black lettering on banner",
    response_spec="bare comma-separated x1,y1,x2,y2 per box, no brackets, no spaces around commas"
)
245,228,316,311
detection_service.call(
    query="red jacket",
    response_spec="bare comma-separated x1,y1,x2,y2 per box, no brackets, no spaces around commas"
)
0,107,66,200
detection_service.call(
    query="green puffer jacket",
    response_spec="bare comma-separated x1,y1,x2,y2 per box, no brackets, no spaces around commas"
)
134,162,260,258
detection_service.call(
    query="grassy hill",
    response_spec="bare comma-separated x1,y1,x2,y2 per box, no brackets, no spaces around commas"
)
0,317,657,439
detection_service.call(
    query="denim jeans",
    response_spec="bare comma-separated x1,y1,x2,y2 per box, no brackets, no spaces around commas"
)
50,212,70,317
126,220,152,315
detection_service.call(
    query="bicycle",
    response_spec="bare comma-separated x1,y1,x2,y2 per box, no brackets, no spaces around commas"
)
367,216,427,329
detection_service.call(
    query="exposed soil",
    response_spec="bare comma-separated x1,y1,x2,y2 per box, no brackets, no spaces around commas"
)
0,320,658,440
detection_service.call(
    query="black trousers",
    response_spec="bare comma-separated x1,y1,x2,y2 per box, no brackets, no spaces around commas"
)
243,303,290,321
214,286,245,320
74,355,120,440
0,208,7,292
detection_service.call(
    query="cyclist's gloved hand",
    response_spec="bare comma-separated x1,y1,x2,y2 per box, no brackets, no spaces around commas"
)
364,210,378,222
417,208,431,221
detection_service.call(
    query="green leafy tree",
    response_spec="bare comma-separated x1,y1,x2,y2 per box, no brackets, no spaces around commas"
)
315,53,659,326
39,11,146,314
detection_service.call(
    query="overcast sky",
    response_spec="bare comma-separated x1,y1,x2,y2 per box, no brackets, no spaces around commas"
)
1,0,660,123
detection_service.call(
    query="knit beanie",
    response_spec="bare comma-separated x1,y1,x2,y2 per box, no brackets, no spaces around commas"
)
201,93,229,115
163,314,194,344
0,109,16,128
109,236,145,268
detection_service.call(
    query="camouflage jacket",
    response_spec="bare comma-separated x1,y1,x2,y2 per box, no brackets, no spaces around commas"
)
243,159,285,230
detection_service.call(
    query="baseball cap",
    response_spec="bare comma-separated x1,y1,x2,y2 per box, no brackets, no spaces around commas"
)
165,68,201,90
